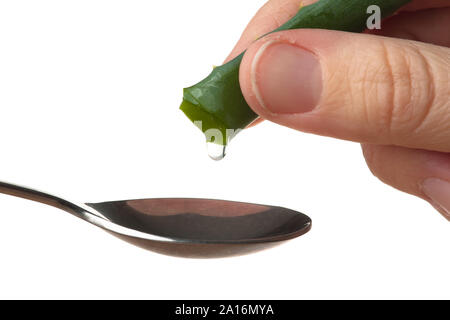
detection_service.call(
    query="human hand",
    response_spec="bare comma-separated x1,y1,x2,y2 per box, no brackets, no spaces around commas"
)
227,0,450,220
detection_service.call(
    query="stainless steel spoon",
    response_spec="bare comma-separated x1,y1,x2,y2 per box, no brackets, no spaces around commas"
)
0,181,311,258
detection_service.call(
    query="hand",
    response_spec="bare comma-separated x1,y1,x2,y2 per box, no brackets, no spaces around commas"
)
227,0,450,220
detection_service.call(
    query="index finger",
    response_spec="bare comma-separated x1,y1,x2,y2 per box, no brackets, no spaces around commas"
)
224,0,450,63
402,0,450,11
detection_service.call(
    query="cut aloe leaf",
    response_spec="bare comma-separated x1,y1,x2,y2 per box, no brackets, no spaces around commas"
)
180,0,411,145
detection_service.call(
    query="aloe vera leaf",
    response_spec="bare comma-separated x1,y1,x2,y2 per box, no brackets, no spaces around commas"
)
180,0,411,145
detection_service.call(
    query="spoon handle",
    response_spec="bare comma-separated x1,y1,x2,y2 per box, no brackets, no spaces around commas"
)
0,181,87,217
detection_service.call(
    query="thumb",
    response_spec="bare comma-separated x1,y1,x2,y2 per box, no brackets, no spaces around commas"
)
239,30,450,152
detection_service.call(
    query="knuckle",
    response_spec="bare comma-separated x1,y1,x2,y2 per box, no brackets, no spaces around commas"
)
362,144,398,187
362,144,383,179
361,41,437,142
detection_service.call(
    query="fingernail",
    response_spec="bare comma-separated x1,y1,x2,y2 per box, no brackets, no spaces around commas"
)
421,178,450,221
251,41,322,114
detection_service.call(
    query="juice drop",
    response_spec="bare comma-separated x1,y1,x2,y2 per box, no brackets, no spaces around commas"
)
206,142,226,161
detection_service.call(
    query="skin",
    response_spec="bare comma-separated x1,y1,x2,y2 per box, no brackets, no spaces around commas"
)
224,0,450,220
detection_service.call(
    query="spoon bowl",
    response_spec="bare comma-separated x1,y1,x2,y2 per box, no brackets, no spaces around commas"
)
0,181,311,258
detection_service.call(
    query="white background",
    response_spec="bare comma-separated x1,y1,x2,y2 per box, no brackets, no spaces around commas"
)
0,0,448,299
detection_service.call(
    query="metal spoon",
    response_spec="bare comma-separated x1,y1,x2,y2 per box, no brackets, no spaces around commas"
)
0,181,311,258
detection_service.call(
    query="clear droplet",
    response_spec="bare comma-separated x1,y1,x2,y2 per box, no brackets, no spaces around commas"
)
207,142,226,161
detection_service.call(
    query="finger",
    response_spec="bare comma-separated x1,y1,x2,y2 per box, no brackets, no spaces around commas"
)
246,117,265,128
225,0,450,63
239,30,450,152
370,8,450,47
401,0,450,12
361,144,450,221
226,0,315,128
224,0,317,62
227,0,449,129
